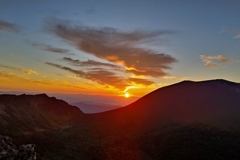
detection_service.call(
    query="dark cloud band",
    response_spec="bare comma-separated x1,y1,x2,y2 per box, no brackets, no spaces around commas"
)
63,57,120,69
0,20,19,33
45,20,177,78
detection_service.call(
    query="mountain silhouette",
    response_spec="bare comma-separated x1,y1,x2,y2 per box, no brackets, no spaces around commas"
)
1,79,240,159
0,93,82,135
90,79,240,132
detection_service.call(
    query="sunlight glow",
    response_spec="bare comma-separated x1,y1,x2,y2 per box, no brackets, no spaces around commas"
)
125,93,130,98
124,86,137,92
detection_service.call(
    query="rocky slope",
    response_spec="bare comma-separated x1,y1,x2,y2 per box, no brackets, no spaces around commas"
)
0,135,36,160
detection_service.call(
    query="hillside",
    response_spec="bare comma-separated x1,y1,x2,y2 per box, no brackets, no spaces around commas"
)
92,79,240,132
1,79,240,159
0,94,83,135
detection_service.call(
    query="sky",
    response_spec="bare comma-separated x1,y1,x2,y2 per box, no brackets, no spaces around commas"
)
0,0,240,98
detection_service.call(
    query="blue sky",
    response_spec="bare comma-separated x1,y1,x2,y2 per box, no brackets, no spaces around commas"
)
0,0,239,97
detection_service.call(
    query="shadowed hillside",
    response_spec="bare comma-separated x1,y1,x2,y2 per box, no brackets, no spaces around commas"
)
0,94,83,135
1,79,240,159
92,79,240,132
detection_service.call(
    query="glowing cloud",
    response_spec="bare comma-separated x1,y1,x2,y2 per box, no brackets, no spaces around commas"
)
200,55,231,68
128,78,154,86
0,64,38,75
45,20,177,78
45,62,129,90
124,86,138,93
234,34,240,39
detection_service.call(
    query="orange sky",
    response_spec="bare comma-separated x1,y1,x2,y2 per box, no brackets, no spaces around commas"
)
1,1,240,99
0,68,167,97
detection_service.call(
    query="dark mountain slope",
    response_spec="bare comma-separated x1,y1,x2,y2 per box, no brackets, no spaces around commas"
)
0,94,83,135
74,79,240,160
1,79,240,160
92,79,240,133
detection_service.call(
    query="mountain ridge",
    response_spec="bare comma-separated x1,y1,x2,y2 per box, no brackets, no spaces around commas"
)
1,79,240,159
90,79,240,131
0,93,83,135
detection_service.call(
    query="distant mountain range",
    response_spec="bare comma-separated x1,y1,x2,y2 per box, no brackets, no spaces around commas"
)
72,101,122,113
1,79,240,159
0,91,138,113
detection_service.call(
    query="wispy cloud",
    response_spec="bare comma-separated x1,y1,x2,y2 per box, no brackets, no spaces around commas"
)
220,28,240,39
63,57,120,69
45,61,157,91
0,71,25,80
45,62,128,90
125,68,166,77
200,55,231,68
200,55,231,62
43,46,73,55
0,20,19,33
0,71,85,90
0,71,42,84
234,34,240,39
31,42,75,55
162,75,188,80
0,64,38,75
45,20,177,77
85,8,97,14
128,78,154,86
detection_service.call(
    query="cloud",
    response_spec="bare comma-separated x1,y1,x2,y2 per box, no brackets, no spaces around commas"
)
200,55,231,68
0,71,84,90
24,70,38,75
216,55,231,62
0,20,19,33
126,68,166,77
85,8,97,14
234,34,240,39
162,75,188,80
220,28,240,39
124,86,138,92
128,78,154,86
0,64,38,75
0,71,24,80
203,60,219,68
43,46,73,55
63,57,120,69
200,55,231,62
45,61,158,90
31,42,75,55
45,20,177,77
45,62,128,90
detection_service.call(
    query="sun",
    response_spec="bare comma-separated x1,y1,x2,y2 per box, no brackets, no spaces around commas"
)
125,93,130,98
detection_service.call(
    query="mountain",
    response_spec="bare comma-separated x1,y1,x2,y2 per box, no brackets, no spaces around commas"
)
73,101,122,113
0,94,82,135
81,79,240,160
45,93,138,113
0,91,138,113
94,79,240,131
1,79,240,159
